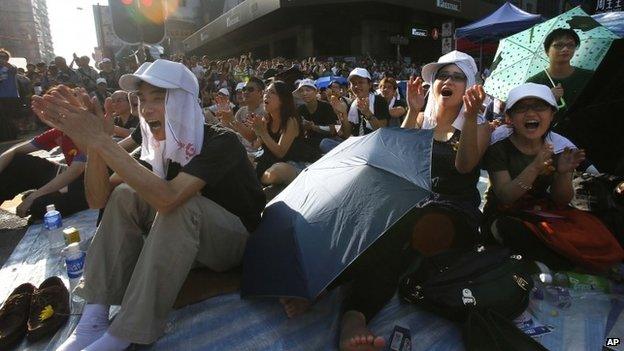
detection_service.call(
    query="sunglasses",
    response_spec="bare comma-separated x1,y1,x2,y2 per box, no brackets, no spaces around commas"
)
509,101,551,114
435,71,467,82
242,86,257,93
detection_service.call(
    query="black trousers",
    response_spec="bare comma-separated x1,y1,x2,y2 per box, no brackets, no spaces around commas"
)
0,154,88,220
338,205,478,322
0,98,19,141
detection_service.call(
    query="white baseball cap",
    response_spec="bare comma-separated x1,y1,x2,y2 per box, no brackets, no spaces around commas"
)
96,78,107,85
235,82,246,91
421,51,478,85
505,83,558,112
217,87,230,96
294,78,317,93
118,59,199,96
348,68,372,81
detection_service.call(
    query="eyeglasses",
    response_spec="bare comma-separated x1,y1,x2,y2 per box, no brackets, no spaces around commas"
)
435,71,467,82
509,101,551,114
551,42,577,51
242,87,256,93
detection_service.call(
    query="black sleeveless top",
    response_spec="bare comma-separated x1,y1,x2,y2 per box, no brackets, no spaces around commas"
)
255,118,321,179
430,130,481,207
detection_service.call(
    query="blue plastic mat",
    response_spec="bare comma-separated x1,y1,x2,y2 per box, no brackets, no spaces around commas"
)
2,208,623,350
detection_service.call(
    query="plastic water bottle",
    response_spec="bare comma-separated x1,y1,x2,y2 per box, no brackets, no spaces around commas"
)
43,204,64,252
537,271,572,310
63,242,86,308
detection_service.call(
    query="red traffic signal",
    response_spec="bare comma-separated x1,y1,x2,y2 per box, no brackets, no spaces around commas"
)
109,0,165,45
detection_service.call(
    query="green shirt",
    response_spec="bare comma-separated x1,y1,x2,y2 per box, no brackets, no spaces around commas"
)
526,67,594,125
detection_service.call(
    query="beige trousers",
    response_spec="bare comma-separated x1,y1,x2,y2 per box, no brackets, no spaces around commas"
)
75,184,249,344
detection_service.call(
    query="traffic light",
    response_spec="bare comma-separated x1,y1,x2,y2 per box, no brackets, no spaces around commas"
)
109,0,165,45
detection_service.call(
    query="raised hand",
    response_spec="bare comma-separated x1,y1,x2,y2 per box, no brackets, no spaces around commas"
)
557,147,585,174
463,85,486,120
406,76,426,111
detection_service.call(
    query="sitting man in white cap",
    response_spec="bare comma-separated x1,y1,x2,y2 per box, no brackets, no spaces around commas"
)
320,67,390,153
294,78,338,149
32,59,266,351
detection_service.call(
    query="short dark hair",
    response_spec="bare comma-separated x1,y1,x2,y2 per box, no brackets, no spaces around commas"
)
544,28,580,52
246,76,265,91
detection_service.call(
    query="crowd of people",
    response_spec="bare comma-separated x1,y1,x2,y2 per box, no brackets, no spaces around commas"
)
0,26,623,351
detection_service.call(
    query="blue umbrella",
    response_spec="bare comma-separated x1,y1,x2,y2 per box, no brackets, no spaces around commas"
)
241,128,433,300
315,76,348,89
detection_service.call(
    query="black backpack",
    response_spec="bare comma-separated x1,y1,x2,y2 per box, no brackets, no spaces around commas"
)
398,245,533,321
398,246,545,351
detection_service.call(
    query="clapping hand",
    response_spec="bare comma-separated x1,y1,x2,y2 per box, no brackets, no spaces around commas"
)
356,97,372,118
31,85,107,151
531,142,554,174
406,76,426,111
557,147,585,174
250,113,268,136
463,85,486,120
215,94,234,124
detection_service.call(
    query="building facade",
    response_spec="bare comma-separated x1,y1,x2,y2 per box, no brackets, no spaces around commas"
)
184,0,554,62
0,0,54,63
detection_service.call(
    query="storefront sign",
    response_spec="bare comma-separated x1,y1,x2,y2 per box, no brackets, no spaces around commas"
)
411,28,428,37
437,0,461,12
595,0,623,13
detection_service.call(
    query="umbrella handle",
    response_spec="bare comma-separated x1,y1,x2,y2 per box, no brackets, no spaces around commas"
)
557,97,566,110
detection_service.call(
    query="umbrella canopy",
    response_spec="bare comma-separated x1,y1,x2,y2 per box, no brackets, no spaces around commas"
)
455,2,543,42
484,7,619,101
315,75,348,89
242,128,433,300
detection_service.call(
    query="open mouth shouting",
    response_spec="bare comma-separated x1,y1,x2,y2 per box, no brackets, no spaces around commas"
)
146,120,162,130
440,87,453,97
524,119,540,130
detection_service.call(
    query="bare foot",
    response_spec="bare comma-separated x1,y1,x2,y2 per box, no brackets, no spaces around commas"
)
280,297,311,318
339,310,385,351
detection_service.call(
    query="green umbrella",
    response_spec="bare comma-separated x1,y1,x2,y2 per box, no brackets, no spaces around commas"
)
484,7,619,101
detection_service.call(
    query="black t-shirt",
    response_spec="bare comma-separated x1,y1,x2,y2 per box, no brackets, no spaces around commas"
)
388,98,407,127
131,125,142,145
483,138,556,217
350,94,391,136
114,114,139,130
298,100,338,147
134,125,266,232
181,125,265,231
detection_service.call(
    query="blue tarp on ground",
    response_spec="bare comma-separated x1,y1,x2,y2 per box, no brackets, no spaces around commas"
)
3,209,624,350
455,2,543,42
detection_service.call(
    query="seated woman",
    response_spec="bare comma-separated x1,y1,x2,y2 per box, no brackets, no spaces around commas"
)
482,83,623,271
252,80,320,186
378,77,407,127
283,51,490,351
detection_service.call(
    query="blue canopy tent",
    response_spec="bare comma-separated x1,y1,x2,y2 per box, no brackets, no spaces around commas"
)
455,2,543,69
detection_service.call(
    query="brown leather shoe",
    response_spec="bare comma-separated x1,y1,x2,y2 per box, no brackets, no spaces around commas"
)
27,277,69,342
0,283,36,349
